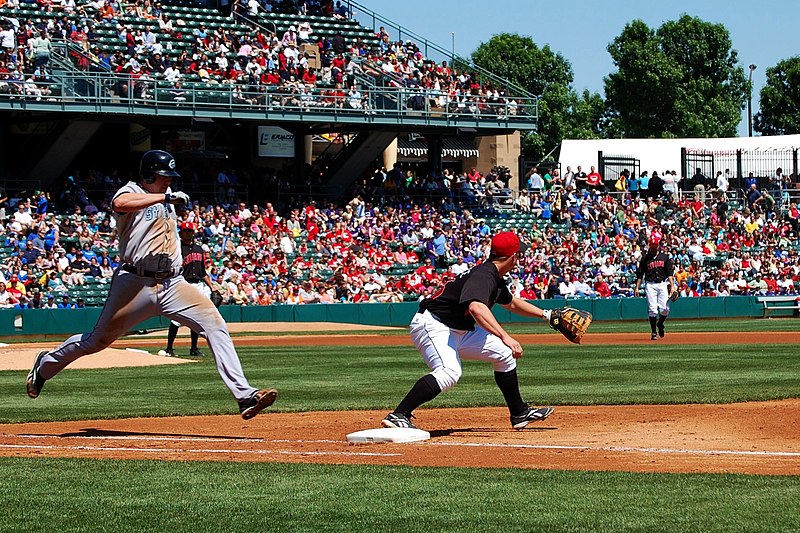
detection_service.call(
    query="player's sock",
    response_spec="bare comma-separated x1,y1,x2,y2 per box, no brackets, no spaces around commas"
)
657,315,666,327
190,330,199,351
649,316,658,334
395,374,441,416
166,323,179,351
494,368,526,415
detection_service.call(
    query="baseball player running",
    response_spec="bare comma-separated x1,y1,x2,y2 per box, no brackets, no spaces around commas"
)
635,230,676,340
382,232,555,430
26,150,277,420
161,221,214,357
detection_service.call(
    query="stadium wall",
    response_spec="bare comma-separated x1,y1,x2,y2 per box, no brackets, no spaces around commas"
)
0,297,772,336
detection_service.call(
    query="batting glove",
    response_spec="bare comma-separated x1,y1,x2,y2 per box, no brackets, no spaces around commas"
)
166,191,190,206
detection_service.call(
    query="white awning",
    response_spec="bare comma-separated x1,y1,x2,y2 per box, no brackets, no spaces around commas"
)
397,138,479,158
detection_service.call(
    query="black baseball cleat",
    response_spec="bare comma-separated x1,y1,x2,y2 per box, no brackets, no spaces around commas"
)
657,323,665,338
26,351,48,399
239,388,278,420
511,406,554,429
651,332,658,340
382,412,416,429
189,349,205,357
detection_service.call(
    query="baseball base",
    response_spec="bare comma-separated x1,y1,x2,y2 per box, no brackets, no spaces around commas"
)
345,427,431,444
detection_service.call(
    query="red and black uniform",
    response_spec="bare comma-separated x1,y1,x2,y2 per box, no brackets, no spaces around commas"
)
636,251,673,284
419,261,512,331
181,242,206,283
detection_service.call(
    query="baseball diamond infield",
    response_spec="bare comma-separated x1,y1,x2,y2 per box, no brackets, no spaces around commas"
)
1,328,798,476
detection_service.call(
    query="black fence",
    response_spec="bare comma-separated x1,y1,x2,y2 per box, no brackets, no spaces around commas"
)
681,147,800,191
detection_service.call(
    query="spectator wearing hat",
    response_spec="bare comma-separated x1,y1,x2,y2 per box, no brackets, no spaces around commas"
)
281,25,297,47
0,281,19,308
57,295,76,309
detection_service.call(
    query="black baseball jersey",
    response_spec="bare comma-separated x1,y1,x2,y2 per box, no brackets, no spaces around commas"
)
636,251,673,283
419,261,512,330
181,242,207,283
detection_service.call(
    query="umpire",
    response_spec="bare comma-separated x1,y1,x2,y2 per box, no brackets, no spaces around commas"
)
382,231,554,431
634,230,676,340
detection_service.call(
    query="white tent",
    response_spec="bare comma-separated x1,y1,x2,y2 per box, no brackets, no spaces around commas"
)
558,135,800,178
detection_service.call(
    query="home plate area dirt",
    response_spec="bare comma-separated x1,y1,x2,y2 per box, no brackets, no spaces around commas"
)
1,328,798,475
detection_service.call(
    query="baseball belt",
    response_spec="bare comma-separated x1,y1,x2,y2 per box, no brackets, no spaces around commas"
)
121,263,179,280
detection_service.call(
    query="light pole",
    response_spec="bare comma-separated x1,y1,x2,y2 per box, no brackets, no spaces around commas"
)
451,32,455,63
748,64,757,137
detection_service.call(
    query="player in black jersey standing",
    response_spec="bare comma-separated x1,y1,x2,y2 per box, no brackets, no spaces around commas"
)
634,230,676,340
382,232,555,431
161,221,215,356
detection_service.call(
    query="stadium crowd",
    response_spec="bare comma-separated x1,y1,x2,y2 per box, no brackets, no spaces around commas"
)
2,160,800,309
0,0,525,116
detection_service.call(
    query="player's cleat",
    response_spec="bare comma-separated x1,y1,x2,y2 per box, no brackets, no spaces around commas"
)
239,388,278,420
651,333,658,341
511,406,554,429
382,412,416,429
26,351,48,399
189,349,205,357
657,323,665,338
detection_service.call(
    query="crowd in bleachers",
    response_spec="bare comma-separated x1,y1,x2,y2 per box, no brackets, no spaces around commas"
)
0,0,527,116
2,160,800,309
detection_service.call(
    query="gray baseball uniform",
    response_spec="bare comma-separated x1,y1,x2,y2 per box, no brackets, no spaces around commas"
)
32,181,259,402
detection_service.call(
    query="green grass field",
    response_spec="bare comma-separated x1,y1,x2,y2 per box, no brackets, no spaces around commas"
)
1,459,798,533
1,319,799,531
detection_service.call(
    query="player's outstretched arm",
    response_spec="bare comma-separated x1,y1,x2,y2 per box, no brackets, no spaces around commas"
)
113,193,171,213
501,297,550,321
468,300,523,358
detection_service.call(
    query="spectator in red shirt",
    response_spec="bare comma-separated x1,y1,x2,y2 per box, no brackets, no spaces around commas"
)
519,282,538,300
586,166,604,192
593,274,612,298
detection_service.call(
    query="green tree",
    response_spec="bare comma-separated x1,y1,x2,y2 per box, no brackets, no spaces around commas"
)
471,33,605,160
605,15,748,138
754,57,800,135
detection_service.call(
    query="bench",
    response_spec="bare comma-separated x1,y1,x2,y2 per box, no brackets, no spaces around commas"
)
757,296,800,318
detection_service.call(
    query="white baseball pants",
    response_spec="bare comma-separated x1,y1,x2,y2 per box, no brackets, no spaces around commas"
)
645,281,670,317
409,310,516,392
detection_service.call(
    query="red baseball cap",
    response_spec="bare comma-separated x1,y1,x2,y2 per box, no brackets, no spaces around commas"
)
179,221,196,231
649,230,662,246
490,232,528,257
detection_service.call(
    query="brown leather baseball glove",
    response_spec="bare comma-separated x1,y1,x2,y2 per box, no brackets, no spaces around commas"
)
549,307,593,344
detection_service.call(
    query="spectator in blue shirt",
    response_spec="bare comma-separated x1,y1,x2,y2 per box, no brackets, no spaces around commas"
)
57,295,76,309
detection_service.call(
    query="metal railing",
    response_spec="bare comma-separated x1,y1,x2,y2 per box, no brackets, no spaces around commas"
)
346,0,538,102
0,71,538,128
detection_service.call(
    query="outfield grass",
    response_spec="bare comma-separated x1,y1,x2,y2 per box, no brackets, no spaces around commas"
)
1,342,798,423
0,458,798,533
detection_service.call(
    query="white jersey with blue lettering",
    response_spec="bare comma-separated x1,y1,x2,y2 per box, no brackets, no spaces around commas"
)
113,181,181,271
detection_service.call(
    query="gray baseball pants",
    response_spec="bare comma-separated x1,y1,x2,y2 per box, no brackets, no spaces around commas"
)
35,270,258,401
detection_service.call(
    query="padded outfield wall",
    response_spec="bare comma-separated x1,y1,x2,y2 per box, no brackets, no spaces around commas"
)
0,296,778,336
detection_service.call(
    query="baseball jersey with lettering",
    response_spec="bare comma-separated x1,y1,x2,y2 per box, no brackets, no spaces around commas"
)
113,182,180,271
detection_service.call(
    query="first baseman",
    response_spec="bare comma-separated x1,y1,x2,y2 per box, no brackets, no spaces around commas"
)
634,229,676,340
26,150,277,419
382,232,554,430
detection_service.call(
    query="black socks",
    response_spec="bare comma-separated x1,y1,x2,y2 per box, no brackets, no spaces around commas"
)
494,368,527,415
166,323,179,351
395,373,441,416
649,316,658,334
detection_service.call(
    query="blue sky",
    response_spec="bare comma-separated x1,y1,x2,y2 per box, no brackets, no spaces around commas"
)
357,0,796,137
